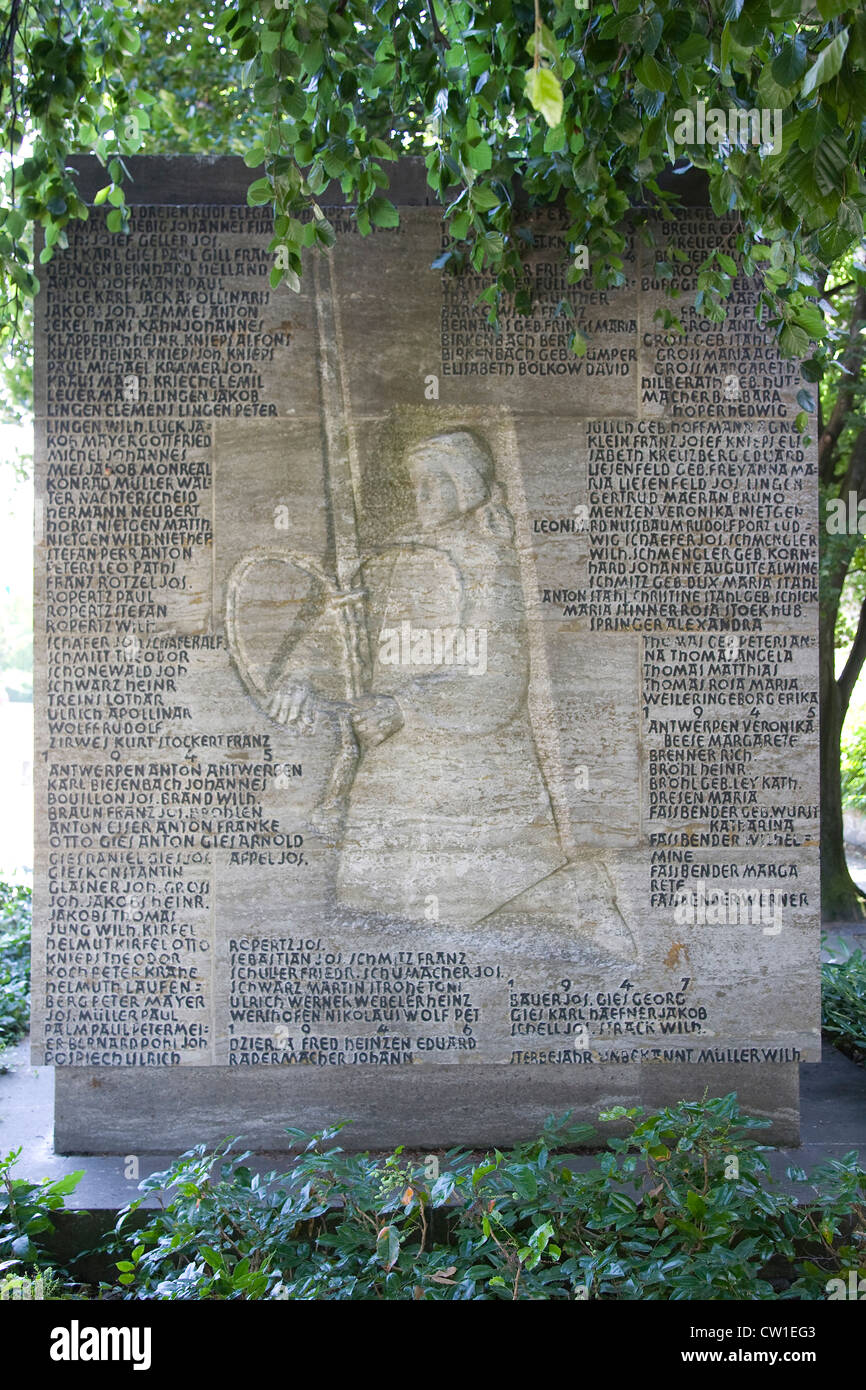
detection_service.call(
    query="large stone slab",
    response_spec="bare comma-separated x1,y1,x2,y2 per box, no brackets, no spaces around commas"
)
32,157,819,1149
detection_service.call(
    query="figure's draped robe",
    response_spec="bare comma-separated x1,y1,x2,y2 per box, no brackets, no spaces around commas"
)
324,512,566,926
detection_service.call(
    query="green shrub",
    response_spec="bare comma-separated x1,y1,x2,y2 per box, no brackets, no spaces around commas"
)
106,1095,866,1301
0,1147,85,1295
0,882,31,1049
822,947,866,1065
3,1095,863,1301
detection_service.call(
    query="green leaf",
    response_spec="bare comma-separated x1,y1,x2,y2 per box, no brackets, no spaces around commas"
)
801,29,850,98
530,1220,554,1252
813,128,849,197
525,23,558,64
510,1165,538,1199
757,62,798,111
817,0,848,18
51,1170,84,1195
470,184,501,211
246,178,273,207
284,85,308,120
720,22,733,73
677,33,711,63
617,13,644,44
368,197,399,228
611,107,643,145
772,35,808,86
780,323,810,356
376,1225,400,1269
119,26,141,55
835,198,862,240
525,67,564,127
4,210,25,239
642,11,664,56
634,54,672,93
686,1190,706,1218
793,304,827,339
467,140,493,171
609,1191,638,1215
647,1143,671,1161
800,356,824,382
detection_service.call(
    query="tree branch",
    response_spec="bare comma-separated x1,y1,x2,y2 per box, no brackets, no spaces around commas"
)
427,0,446,47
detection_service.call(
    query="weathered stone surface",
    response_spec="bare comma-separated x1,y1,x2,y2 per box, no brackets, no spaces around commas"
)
53,1060,800,1153
33,158,819,1149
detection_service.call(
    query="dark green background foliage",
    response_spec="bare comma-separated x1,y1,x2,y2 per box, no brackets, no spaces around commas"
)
822,948,866,1065
0,882,30,1048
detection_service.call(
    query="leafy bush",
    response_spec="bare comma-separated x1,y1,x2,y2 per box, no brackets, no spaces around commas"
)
106,1096,866,1301
3,1095,862,1301
0,882,31,1050
0,1147,85,1294
823,947,866,1065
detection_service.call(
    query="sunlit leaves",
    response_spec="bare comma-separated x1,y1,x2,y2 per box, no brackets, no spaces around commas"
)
525,68,564,128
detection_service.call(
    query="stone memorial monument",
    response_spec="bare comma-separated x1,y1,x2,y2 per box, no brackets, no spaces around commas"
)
32,157,819,1150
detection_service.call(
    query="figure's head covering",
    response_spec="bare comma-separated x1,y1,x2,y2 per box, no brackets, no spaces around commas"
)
407,430,513,538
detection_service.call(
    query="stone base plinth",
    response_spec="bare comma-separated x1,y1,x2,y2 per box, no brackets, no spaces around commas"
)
54,1062,800,1153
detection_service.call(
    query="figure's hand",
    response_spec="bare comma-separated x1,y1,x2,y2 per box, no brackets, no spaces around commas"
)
350,695,403,751
266,678,316,731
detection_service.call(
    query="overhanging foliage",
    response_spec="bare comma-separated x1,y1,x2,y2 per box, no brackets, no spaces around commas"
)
0,0,864,417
